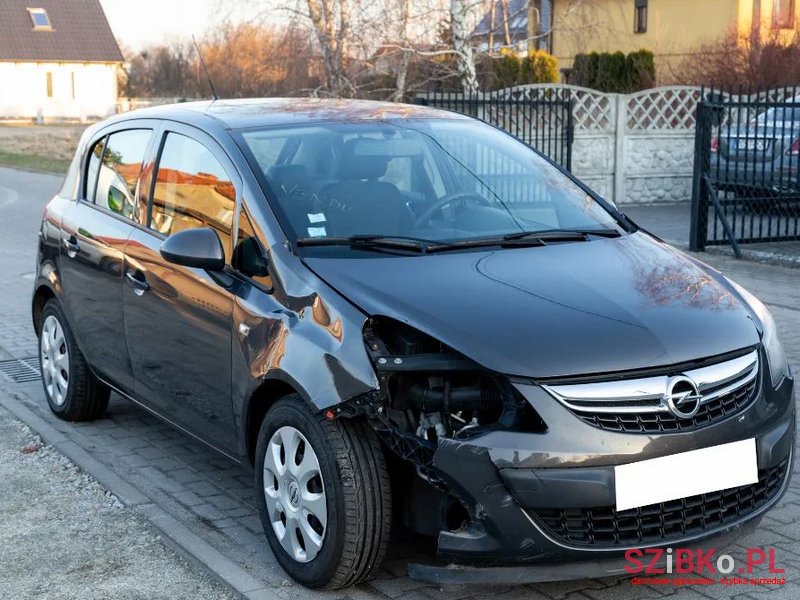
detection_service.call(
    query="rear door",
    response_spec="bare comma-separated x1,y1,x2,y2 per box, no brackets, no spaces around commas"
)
123,123,239,453
59,125,157,394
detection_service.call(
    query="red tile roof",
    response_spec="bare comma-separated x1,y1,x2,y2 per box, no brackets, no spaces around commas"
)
0,0,123,63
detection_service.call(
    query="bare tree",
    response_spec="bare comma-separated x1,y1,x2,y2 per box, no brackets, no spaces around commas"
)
392,0,414,101
126,0,548,101
500,0,511,46
201,22,318,97
487,0,495,49
305,0,354,96
121,23,319,99
121,40,195,98
675,23,800,89
450,0,481,93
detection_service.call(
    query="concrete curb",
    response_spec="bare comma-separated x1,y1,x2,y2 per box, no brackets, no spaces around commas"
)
0,389,282,600
705,244,800,269
661,239,800,270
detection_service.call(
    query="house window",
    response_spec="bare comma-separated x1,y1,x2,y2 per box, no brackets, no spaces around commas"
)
773,0,796,29
634,0,648,34
45,72,53,98
27,8,52,31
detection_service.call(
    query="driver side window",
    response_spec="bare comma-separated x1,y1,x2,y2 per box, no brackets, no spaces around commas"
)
150,132,236,261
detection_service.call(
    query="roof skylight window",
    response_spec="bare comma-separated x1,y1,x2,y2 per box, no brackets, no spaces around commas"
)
28,8,53,31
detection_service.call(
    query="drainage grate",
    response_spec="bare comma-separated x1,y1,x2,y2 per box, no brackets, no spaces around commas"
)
0,357,41,383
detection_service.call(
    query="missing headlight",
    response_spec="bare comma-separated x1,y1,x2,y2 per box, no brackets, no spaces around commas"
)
363,317,546,466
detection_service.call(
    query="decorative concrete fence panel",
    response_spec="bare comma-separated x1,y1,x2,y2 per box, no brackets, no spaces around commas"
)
621,86,701,205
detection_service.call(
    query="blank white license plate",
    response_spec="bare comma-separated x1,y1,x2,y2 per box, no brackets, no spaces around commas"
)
735,139,768,151
614,439,757,512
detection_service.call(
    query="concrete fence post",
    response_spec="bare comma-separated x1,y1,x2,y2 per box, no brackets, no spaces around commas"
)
613,94,626,205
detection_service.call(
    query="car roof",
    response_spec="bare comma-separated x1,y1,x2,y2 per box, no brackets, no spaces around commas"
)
114,98,470,130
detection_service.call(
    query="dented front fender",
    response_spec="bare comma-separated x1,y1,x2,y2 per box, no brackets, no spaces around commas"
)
232,244,380,448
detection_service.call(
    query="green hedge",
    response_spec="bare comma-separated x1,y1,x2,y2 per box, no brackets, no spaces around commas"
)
487,50,559,89
571,49,655,92
521,50,559,84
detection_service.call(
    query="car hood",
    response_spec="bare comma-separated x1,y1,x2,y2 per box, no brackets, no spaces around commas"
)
304,233,760,378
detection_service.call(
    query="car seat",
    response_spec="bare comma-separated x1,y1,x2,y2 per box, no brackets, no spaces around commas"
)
319,140,414,238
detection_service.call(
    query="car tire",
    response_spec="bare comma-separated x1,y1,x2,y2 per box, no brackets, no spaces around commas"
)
255,394,391,589
38,299,110,421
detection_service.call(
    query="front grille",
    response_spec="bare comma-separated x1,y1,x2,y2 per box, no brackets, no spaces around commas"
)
544,350,760,434
575,377,757,433
530,459,788,547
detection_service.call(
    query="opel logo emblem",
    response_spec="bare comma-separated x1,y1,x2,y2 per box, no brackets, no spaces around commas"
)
665,376,702,419
288,480,301,508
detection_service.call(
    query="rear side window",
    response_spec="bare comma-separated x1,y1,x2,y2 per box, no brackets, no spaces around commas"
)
93,129,152,222
150,132,236,260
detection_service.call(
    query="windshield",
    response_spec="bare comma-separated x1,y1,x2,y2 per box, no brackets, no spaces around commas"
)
238,119,623,246
754,106,800,126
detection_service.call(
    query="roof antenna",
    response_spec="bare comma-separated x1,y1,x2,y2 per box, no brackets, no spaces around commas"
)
192,35,218,101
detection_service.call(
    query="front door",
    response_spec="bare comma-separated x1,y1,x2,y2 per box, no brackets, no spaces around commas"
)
59,127,155,394
123,126,238,453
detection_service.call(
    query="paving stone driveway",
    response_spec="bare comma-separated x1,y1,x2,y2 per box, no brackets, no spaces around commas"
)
1,167,799,599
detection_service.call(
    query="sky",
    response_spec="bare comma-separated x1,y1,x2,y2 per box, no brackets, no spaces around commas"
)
98,0,266,52
98,0,449,55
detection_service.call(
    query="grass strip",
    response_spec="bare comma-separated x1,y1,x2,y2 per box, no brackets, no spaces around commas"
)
0,151,69,174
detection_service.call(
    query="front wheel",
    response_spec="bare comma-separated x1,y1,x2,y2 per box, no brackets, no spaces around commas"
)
255,395,391,589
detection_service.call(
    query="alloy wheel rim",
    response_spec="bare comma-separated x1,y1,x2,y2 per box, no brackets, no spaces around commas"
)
40,315,69,406
263,425,327,563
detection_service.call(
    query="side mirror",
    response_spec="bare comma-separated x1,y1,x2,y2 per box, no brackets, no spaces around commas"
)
160,227,225,271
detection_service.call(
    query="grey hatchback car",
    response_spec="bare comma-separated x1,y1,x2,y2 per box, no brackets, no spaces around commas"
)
33,99,794,589
711,96,800,197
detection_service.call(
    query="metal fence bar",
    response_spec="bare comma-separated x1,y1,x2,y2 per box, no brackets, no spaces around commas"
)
689,98,710,251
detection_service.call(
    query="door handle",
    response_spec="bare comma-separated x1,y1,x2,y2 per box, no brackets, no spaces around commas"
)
62,236,80,258
125,270,151,296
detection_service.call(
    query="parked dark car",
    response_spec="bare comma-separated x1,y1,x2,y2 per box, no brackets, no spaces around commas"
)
711,97,800,198
33,99,794,589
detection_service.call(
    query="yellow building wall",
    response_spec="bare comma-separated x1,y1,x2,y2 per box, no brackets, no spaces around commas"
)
549,0,747,81
739,0,799,43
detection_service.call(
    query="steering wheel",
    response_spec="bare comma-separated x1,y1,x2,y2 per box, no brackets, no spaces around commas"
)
413,192,493,228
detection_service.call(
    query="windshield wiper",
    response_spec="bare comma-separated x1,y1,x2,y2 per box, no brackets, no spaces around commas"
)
296,229,622,255
426,236,546,253
503,228,622,241
295,235,433,253
426,228,621,253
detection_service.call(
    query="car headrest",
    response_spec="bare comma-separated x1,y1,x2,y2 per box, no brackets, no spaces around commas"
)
266,165,311,200
266,164,308,187
338,139,390,180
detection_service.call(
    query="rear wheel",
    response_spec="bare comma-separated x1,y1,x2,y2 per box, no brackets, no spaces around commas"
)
38,299,109,421
255,395,391,589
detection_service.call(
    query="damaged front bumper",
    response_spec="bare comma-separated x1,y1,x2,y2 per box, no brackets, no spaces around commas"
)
406,373,795,583
407,520,758,584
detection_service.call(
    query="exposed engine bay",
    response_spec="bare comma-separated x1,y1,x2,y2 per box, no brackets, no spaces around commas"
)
352,316,547,538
